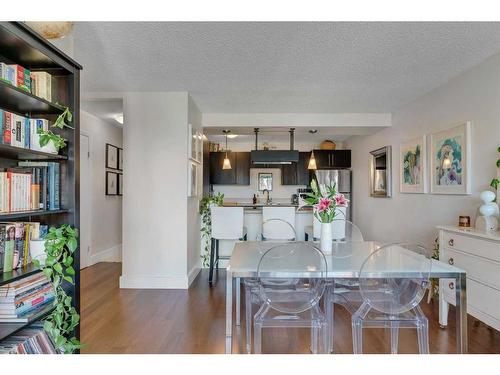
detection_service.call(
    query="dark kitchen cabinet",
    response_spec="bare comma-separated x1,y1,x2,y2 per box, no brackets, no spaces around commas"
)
281,152,311,186
209,152,250,185
313,150,351,169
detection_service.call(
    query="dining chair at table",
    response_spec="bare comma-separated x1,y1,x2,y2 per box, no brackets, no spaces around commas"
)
350,243,431,354
262,207,296,241
253,242,329,354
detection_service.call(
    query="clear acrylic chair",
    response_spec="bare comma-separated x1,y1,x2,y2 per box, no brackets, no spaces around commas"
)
351,243,431,354
253,242,329,354
262,207,296,241
242,219,297,353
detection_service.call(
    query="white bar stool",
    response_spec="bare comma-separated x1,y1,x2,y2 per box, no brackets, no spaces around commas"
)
261,206,296,240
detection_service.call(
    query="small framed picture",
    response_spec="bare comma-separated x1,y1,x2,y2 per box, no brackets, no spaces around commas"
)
196,132,203,162
106,144,119,170
188,161,198,197
106,171,118,195
400,135,427,194
117,148,123,171
188,124,201,163
117,174,123,196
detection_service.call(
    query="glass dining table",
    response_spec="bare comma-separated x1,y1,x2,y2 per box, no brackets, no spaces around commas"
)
225,241,467,354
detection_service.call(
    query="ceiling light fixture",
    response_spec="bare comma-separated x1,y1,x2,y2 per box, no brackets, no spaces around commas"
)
114,114,124,125
227,134,238,139
308,150,317,170
222,130,232,170
309,130,318,134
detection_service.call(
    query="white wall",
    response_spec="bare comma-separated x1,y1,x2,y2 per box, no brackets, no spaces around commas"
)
80,111,123,263
120,92,200,289
345,52,500,250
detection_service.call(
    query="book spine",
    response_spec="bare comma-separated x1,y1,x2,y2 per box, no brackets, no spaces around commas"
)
24,117,30,149
54,163,60,210
4,111,11,145
0,109,3,144
48,163,54,210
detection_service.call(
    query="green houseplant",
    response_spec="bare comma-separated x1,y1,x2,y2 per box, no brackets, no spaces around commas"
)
199,193,224,267
38,106,74,152
33,224,82,354
489,146,500,202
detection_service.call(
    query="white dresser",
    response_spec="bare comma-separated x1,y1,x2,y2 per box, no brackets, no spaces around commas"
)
438,226,500,331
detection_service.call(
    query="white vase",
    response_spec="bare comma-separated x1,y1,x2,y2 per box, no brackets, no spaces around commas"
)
320,222,332,254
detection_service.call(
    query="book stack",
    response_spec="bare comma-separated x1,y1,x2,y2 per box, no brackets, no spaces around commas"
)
0,273,54,323
0,109,52,152
0,222,47,273
30,72,52,102
0,63,31,93
0,322,57,353
0,162,60,214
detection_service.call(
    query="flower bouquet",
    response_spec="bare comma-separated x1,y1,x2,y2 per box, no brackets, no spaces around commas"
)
303,179,349,252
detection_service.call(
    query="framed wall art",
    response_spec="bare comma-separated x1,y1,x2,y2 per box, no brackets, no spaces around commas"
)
400,135,427,193
117,148,123,171
106,171,119,196
106,143,119,170
188,124,202,163
369,146,392,198
118,173,123,196
430,122,471,195
188,161,198,197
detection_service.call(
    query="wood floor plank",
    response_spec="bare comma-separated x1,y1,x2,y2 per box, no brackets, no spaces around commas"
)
80,263,500,354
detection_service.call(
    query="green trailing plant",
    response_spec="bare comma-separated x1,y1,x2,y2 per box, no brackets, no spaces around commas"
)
38,107,73,152
489,146,500,202
199,193,224,267
33,224,82,354
430,237,440,298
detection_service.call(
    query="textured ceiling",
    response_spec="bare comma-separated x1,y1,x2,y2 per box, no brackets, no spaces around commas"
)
73,22,500,113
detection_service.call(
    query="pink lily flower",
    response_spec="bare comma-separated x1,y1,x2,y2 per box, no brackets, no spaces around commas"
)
334,193,349,207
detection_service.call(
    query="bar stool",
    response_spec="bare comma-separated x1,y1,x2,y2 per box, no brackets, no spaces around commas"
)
209,206,247,284
262,206,296,241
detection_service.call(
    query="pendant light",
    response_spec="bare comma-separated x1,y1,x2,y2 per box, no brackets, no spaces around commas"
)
307,130,318,170
222,130,232,170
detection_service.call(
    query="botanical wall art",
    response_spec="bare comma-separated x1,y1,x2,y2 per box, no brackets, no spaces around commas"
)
106,143,119,169
430,122,471,195
400,135,427,193
106,171,119,195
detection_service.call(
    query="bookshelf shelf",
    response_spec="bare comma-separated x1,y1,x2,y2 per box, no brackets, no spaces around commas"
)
0,209,70,221
0,79,66,116
0,303,55,341
0,22,81,349
0,143,67,161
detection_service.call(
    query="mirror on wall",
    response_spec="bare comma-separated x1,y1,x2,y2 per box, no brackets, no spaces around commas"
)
258,173,273,191
370,146,392,198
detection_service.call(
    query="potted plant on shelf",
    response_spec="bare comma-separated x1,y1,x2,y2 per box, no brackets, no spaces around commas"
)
199,193,224,267
490,146,500,203
304,179,349,253
33,224,82,354
38,106,73,154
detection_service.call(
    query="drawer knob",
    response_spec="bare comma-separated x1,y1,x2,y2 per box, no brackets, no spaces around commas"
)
448,238,454,246
448,258,454,265
449,282,455,290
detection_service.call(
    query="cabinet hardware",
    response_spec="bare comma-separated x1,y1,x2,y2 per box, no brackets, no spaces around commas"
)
448,238,454,246
449,282,455,290
448,258,454,265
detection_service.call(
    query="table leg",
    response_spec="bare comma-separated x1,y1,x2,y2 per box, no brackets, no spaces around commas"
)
455,273,468,354
225,268,233,354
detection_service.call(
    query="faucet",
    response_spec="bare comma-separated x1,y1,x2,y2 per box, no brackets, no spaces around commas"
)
262,189,271,205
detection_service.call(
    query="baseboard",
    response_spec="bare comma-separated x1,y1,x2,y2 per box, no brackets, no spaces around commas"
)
119,274,189,289
187,264,201,287
90,244,122,265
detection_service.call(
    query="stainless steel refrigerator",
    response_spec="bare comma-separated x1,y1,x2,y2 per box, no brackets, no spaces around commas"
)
312,169,352,221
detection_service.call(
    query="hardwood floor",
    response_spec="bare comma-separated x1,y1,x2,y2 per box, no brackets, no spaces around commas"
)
81,262,500,354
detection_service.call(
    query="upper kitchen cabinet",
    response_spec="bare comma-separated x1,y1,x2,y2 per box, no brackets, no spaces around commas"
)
209,151,250,185
281,152,310,186
313,150,351,169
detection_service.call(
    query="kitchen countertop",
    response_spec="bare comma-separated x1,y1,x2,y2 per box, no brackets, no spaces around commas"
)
222,200,312,213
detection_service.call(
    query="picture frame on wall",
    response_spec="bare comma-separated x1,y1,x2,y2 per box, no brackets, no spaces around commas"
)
400,135,427,194
106,144,119,170
430,121,471,195
369,146,392,198
117,148,123,171
187,161,198,197
106,171,119,195
118,174,123,196
188,124,202,163
196,132,203,163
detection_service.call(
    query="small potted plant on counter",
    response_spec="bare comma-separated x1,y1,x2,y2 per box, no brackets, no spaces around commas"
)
303,179,349,253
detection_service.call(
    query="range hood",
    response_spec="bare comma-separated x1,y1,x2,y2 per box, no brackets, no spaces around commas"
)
250,128,299,165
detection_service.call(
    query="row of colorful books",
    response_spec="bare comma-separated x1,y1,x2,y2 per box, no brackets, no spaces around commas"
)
0,162,61,214
0,63,53,102
0,322,57,354
0,109,52,152
0,222,48,274
0,273,54,324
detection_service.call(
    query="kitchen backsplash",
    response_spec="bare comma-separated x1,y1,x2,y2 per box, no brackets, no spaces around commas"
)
212,168,306,200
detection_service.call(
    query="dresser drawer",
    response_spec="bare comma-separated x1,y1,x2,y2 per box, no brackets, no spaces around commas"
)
443,232,500,262
443,278,500,321
443,248,500,289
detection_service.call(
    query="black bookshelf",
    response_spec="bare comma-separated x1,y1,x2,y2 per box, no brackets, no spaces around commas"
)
0,303,55,341
0,22,81,348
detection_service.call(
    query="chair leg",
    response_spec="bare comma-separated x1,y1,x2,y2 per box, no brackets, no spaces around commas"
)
311,325,318,354
235,277,241,326
352,318,363,354
305,233,309,241
417,320,430,354
208,238,215,284
321,321,329,354
215,239,220,270
254,322,262,354
245,287,253,354
326,289,334,353
390,321,399,354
